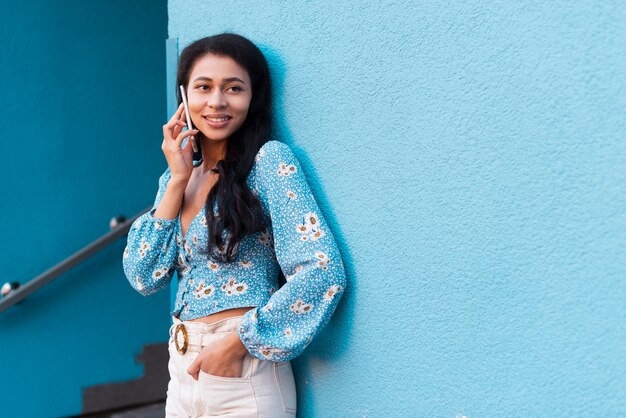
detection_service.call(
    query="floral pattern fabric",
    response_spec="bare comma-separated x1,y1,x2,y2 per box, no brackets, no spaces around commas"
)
122,140,346,362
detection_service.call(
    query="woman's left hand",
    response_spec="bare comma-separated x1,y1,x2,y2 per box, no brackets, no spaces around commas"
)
187,331,249,380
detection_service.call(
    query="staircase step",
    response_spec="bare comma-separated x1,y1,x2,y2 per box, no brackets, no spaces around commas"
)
110,401,166,418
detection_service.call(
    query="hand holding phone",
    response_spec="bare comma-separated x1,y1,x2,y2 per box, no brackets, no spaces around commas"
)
161,102,198,182
179,85,199,153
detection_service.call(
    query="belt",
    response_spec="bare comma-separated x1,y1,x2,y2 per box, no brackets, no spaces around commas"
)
170,321,238,355
172,323,189,355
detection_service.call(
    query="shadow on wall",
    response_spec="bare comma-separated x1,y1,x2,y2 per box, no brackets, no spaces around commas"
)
258,44,356,416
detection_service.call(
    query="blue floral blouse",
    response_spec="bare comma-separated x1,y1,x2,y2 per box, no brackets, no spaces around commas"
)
122,140,346,362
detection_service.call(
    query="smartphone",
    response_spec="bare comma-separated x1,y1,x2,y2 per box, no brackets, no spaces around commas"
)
179,85,198,153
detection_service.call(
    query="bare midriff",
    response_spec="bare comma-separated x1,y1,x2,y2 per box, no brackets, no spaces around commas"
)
185,306,255,324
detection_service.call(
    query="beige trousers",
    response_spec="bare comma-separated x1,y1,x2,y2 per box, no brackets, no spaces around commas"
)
165,315,297,417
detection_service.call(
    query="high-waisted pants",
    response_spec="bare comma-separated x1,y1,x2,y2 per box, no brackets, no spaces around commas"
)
165,315,297,417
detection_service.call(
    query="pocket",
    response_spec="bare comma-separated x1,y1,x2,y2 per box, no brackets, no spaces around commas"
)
197,349,253,381
198,369,249,382
197,355,258,416
274,361,297,414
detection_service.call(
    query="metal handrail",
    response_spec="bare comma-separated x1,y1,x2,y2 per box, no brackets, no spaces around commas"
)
0,206,152,313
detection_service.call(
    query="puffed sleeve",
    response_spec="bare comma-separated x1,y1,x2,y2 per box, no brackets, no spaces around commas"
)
122,167,180,296
237,141,347,362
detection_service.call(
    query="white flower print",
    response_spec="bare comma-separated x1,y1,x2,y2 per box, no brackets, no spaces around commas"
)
154,220,163,230
255,147,265,162
194,282,215,299
277,162,297,177
295,223,311,235
304,212,320,229
233,283,248,295
286,190,297,200
261,302,273,312
284,327,293,337
151,266,169,280
135,275,144,292
221,278,248,296
239,261,252,268
207,261,220,271
259,345,286,360
290,299,313,314
200,215,208,227
309,228,326,241
139,240,151,253
295,213,325,241
323,284,343,301
123,247,129,259
176,234,182,246
315,251,330,270
192,234,199,245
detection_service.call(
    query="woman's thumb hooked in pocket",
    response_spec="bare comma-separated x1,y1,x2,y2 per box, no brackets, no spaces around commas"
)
187,357,202,380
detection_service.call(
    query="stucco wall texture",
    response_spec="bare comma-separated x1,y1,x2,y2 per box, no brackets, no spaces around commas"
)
0,1,168,417
169,2,626,417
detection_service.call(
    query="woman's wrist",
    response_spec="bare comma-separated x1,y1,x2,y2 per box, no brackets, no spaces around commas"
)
168,176,189,187
225,330,249,358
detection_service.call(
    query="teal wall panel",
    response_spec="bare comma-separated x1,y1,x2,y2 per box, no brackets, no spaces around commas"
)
0,1,168,417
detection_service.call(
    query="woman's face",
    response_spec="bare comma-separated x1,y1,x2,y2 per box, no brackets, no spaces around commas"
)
186,53,253,143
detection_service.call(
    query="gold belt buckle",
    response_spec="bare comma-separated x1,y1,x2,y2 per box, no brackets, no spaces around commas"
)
174,323,188,355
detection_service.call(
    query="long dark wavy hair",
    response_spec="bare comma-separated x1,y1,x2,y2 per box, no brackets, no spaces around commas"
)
176,33,271,263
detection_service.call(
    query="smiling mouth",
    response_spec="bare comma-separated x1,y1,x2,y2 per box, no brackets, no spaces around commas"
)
203,116,232,122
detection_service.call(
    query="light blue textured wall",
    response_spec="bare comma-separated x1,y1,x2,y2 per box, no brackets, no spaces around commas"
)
169,1,626,416
0,1,167,417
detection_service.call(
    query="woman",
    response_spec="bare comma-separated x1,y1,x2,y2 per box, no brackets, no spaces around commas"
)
122,33,347,417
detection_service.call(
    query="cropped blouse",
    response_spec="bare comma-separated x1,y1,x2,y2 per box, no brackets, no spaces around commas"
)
122,140,346,362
